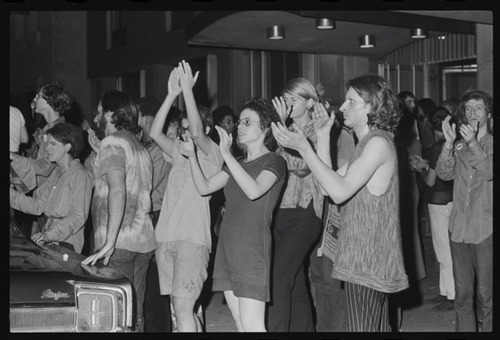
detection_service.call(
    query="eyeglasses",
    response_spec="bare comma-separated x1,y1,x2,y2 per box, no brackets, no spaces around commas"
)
236,118,260,127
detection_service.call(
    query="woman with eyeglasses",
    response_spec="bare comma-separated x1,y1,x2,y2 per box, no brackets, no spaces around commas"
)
267,78,327,332
183,97,286,332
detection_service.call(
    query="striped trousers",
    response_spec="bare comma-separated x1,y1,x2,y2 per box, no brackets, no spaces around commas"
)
345,282,391,332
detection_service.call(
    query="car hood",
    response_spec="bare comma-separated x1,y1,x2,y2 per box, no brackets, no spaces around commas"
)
10,217,127,282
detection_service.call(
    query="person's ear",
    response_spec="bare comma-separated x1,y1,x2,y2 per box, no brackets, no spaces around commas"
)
64,143,72,154
306,98,314,110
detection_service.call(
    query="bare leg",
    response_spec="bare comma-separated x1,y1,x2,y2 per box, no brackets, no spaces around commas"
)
223,290,243,331
239,296,266,332
172,296,200,332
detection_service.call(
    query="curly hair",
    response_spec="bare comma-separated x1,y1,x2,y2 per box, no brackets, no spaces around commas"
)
239,97,281,151
458,89,493,133
100,90,141,135
347,74,401,133
45,123,84,159
38,82,73,114
212,105,236,126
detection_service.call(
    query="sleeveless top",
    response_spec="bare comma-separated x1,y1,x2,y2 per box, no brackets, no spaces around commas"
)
331,129,409,293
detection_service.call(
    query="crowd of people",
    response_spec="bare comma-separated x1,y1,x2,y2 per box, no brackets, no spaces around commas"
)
10,60,493,333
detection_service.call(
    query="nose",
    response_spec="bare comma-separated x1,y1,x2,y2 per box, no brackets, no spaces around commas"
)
339,102,347,112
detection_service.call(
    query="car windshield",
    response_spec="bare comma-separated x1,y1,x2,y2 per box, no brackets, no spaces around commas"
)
10,217,125,280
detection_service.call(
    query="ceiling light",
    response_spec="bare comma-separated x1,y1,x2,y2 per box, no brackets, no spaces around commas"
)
267,25,285,40
410,28,428,39
316,18,335,30
359,35,375,48
438,35,446,40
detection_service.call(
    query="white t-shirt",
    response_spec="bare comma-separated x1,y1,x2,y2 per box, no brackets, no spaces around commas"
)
155,139,223,249
10,106,26,153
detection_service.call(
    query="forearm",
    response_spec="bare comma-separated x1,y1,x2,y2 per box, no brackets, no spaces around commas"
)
104,186,126,248
316,135,332,169
298,143,348,204
468,141,493,180
435,144,455,180
150,94,176,140
182,89,204,138
224,153,268,200
189,154,212,195
10,188,44,216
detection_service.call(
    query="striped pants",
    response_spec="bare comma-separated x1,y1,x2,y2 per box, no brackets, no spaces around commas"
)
345,282,391,332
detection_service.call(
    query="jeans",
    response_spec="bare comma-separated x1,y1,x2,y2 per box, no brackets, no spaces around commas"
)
309,249,346,331
267,205,322,332
428,202,454,300
450,235,492,332
109,248,154,332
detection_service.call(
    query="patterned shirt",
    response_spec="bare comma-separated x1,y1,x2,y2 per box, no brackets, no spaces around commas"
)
435,134,493,244
278,121,324,218
91,130,157,253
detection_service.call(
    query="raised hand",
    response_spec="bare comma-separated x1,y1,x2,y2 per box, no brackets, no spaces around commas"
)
272,96,292,124
459,120,479,145
177,131,196,158
271,121,308,152
312,102,335,139
215,125,232,157
167,67,182,97
442,116,457,148
88,128,101,153
178,60,200,92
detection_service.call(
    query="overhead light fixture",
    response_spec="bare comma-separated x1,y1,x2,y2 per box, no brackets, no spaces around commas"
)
359,35,375,48
267,25,285,40
438,35,446,40
410,28,427,39
316,18,335,30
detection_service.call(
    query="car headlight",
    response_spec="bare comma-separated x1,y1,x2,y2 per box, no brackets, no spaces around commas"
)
75,282,132,332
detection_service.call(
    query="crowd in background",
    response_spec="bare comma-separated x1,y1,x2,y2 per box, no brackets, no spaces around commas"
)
10,61,493,333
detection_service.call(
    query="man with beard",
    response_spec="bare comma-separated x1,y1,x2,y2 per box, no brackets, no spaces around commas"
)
82,90,157,333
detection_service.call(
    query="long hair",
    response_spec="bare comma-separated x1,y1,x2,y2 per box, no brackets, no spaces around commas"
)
347,74,401,133
100,90,141,135
239,98,281,151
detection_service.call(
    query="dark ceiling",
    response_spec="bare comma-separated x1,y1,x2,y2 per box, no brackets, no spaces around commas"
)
186,10,492,60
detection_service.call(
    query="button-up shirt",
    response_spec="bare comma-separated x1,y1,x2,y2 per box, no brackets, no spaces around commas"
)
435,134,493,244
10,159,93,253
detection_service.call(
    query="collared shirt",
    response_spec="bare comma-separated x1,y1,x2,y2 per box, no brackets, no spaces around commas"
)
435,134,493,244
10,160,93,253
277,121,323,218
